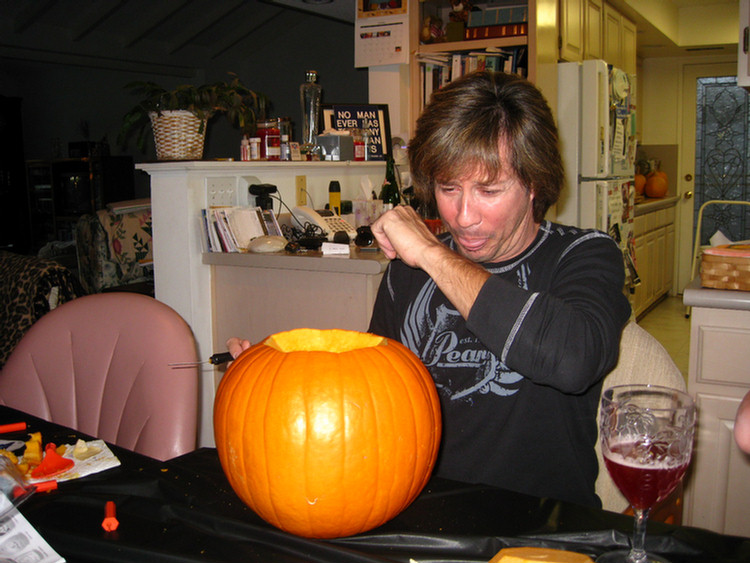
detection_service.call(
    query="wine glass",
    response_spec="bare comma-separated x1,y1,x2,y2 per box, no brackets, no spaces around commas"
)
597,384,696,563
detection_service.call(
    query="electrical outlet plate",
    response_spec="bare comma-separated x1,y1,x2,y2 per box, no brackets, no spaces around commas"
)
295,175,307,207
206,177,236,207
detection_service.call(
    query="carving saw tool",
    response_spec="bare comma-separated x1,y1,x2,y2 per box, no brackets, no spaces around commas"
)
169,352,234,368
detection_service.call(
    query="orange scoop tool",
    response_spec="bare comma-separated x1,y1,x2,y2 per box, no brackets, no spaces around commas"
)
30,443,74,479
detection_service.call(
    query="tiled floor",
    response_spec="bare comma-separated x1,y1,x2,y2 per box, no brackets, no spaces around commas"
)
637,295,691,383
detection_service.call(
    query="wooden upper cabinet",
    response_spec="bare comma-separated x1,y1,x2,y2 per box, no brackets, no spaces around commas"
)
603,3,621,67
621,15,637,74
602,2,636,73
560,0,584,62
559,0,633,72
584,0,603,60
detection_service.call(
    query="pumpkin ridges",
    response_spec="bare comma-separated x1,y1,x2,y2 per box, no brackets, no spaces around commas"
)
382,342,439,510
214,329,441,539
351,348,396,533
260,350,294,530
358,350,395,533
220,346,276,523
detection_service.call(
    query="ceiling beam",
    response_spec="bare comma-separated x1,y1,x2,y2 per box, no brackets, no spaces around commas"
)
71,0,129,42
168,0,246,54
12,0,57,33
122,0,192,48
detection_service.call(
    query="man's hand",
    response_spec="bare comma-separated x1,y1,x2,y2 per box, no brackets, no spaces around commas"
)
370,206,440,268
226,337,252,359
371,206,490,319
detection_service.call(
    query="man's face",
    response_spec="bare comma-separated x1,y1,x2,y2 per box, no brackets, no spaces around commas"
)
435,152,539,264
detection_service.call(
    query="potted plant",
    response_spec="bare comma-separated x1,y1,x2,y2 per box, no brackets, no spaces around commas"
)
118,73,269,161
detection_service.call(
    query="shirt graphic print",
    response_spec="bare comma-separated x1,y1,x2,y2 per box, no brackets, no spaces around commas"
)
399,278,523,403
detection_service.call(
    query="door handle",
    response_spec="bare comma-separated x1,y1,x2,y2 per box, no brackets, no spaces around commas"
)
684,191,693,200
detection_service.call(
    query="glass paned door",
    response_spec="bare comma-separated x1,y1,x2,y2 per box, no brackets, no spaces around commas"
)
694,77,750,246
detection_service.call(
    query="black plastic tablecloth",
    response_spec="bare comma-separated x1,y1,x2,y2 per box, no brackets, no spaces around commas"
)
5,406,749,563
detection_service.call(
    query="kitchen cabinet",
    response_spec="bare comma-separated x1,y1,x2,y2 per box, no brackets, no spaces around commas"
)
584,0,604,60
621,16,636,73
560,0,604,62
682,279,750,537
602,2,636,74
558,0,632,72
559,0,584,62
632,200,677,318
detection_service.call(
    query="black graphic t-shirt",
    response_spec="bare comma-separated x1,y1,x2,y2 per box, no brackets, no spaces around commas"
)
368,221,631,507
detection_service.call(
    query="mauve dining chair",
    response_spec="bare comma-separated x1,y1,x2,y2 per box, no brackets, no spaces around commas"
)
0,292,199,461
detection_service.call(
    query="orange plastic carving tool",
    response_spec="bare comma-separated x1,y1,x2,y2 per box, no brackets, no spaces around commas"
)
102,501,119,532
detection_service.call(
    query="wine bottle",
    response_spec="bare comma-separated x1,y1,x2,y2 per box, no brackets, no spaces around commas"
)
379,156,401,210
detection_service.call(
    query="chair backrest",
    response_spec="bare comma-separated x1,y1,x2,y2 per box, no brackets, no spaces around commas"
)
0,292,199,461
595,321,686,513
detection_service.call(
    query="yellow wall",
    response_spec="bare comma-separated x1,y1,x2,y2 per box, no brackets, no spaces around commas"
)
640,53,737,146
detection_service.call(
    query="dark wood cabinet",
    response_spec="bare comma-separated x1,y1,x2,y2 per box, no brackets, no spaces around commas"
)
0,96,30,253
26,156,134,252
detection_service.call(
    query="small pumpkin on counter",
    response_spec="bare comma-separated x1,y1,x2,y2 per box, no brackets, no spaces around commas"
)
214,328,442,539
645,170,669,198
634,173,647,196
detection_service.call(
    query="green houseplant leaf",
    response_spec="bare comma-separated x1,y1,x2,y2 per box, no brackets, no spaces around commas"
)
118,73,269,154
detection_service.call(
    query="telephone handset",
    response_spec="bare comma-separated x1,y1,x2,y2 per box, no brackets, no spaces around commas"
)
291,206,356,241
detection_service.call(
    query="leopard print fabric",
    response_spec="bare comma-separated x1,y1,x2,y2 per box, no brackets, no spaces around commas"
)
0,250,83,369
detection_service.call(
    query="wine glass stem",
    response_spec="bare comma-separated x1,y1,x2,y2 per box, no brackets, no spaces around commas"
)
629,508,650,563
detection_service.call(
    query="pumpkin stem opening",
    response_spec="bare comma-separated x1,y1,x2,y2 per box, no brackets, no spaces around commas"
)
263,328,387,353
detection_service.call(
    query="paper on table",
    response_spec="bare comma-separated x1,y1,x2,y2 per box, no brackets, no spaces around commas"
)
27,440,120,484
0,495,64,563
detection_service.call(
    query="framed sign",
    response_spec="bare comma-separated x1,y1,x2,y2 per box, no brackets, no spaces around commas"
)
321,104,391,161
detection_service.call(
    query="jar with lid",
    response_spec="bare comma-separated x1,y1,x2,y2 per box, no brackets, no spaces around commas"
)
248,137,261,160
257,120,281,160
351,129,365,161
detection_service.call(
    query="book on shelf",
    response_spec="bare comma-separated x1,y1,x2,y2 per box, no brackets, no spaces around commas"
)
201,206,282,253
465,22,528,40
467,4,529,28
418,45,528,109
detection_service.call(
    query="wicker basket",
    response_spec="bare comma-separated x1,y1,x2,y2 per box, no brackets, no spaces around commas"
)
700,244,750,291
149,110,207,161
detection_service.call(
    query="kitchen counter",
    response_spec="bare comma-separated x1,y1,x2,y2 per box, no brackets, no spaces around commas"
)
202,247,388,274
682,278,750,536
634,195,679,216
683,276,750,311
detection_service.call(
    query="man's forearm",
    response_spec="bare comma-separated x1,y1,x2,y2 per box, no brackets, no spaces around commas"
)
419,243,491,319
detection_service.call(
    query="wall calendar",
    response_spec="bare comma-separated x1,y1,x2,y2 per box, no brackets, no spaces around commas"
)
354,1,409,68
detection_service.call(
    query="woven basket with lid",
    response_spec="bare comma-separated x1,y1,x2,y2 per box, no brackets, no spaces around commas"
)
149,110,207,161
701,244,750,291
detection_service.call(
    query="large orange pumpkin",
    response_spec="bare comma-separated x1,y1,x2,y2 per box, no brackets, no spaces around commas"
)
214,328,442,539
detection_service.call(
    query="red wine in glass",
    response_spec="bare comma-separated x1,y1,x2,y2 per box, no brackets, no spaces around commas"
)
603,440,689,512
597,384,695,563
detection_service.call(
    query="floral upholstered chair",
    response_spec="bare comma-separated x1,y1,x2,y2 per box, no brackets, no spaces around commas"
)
75,201,153,294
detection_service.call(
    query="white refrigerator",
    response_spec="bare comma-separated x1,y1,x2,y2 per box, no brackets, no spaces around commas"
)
557,59,639,287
